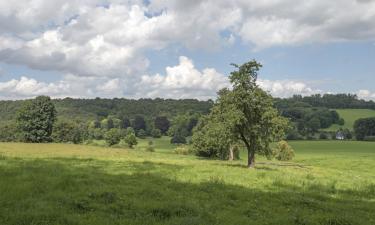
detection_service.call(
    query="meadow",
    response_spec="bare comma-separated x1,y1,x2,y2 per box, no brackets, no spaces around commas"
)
0,139,374,225
325,109,375,131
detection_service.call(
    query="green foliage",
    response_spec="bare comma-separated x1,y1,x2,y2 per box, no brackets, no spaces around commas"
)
52,120,84,144
173,145,191,155
151,128,162,138
154,116,170,134
354,117,375,140
319,132,328,140
170,131,187,144
104,128,121,146
132,116,146,132
137,129,147,138
363,136,375,142
0,122,19,142
124,131,137,148
146,140,155,152
16,96,56,143
195,61,288,167
192,114,235,159
273,141,295,161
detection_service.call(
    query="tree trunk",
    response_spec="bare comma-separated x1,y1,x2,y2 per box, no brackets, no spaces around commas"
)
247,149,255,168
228,145,234,161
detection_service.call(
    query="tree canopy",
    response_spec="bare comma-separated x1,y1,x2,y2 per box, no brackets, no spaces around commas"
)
16,96,57,143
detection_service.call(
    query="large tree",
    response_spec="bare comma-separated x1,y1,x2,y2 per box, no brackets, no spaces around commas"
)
16,96,57,143
194,61,288,168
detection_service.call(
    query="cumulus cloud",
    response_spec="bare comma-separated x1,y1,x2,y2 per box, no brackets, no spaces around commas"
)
138,56,229,99
0,56,331,100
1,0,375,78
258,79,322,98
357,90,375,101
0,1,374,99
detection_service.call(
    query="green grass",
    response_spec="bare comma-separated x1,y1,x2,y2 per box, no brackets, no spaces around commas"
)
0,141,374,225
324,109,375,131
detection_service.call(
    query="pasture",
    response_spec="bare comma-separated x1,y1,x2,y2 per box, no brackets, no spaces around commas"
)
0,140,374,225
325,109,375,131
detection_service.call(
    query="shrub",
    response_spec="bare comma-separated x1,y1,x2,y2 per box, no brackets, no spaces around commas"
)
52,120,83,144
137,129,147,139
273,141,295,161
319,133,328,140
146,140,155,152
105,128,122,146
363,136,375,142
173,145,191,155
171,133,187,144
124,132,138,148
151,129,162,138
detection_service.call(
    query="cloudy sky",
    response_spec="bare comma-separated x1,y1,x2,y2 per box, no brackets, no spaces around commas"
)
0,0,375,100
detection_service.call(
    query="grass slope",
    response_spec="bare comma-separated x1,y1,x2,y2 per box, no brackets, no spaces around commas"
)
0,141,374,225
325,109,375,131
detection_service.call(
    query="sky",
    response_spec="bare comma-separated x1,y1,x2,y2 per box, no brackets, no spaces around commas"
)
0,0,375,100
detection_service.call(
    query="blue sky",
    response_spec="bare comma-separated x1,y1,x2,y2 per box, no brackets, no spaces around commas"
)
0,0,374,100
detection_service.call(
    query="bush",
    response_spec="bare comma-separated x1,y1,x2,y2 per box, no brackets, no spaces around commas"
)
273,141,295,161
105,128,122,146
363,136,375,142
151,129,162,138
146,140,155,152
319,133,328,140
52,120,83,144
171,133,187,144
173,145,191,155
124,132,138,148
137,129,147,139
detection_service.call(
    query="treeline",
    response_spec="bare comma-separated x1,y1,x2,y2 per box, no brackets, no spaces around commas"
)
0,97,213,124
0,96,201,146
275,94,375,109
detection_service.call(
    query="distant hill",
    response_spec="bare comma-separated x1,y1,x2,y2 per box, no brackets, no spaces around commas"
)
324,109,375,131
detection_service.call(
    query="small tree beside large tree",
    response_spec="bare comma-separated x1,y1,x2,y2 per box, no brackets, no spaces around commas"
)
192,60,288,168
16,96,57,143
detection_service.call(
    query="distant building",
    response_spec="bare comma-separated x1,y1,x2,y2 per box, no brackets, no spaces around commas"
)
336,131,345,140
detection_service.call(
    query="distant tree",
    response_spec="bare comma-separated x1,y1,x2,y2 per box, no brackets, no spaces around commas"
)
137,129,147,138
151,128,162,138
171,130,187,144
104,128,121,146
101,118,114,130
52,120,82,144
154,116,170,134
307,117,321,133
133,115,146,132
16,96,56,143
92,119,101,128
193,61,288,168
121,117,131,129
354,118,375,140
124,130,137,148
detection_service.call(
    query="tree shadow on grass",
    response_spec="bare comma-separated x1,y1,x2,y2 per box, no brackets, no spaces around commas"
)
0,157,374,225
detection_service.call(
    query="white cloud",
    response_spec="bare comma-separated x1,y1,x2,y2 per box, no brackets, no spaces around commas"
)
138,56,229,99
357,89,375,101
0,56,333,100
1,0,374,79
257,79,322,98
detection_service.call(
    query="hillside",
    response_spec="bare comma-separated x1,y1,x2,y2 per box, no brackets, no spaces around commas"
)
0,98,213,124
324,109,375,131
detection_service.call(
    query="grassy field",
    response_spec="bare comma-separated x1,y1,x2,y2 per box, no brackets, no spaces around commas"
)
325,109,375,131
0,139,374,225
